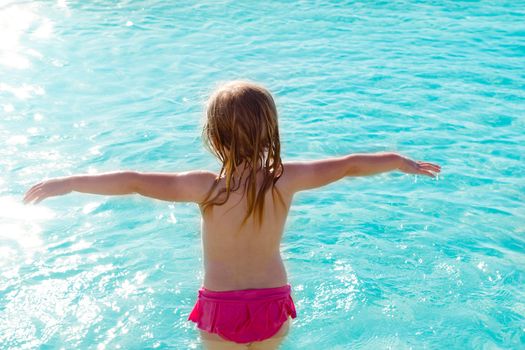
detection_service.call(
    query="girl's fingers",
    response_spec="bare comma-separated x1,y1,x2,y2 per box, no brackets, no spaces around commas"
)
33,193,46,204
23,184,42,203
417,169,436,178
23,191,34,204
24,193,35,204
400,159,440,178
25,189,44,204
417,163,441,172
24,190,37,203
421,165,441,172
418,162,441,171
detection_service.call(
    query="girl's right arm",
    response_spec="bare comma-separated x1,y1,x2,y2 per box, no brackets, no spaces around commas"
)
280,152,441,194
23,172,132,204
23,170,216,204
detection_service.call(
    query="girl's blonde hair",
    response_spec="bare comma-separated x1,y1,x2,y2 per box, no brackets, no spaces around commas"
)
201,81,283,224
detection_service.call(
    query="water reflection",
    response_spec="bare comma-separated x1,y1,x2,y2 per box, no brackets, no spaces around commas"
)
0,196,54,265
0,82,45,99
0,3,53,70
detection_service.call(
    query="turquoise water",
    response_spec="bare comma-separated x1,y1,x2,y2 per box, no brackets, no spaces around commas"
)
1,0,524,348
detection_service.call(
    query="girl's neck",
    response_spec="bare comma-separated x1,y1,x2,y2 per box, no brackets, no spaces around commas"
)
232,161,263,177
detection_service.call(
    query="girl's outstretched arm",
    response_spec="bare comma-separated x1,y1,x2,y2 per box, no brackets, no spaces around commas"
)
23,171,216,204
280,152,441,194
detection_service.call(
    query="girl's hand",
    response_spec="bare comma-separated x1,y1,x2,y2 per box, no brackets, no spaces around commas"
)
23,178,72,204
398,157,441,178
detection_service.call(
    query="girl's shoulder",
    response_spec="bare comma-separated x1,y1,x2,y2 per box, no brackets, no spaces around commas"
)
159,170,218,203
278,158,351,194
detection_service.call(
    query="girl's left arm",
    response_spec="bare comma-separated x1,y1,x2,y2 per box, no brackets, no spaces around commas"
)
23,171,216,204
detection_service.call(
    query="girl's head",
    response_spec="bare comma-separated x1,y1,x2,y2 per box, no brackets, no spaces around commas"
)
202,81,283,223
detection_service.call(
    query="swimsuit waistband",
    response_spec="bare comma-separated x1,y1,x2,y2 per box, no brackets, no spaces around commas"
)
198,284,292,301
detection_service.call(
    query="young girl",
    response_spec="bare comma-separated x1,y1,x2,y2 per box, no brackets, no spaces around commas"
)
23,81,441,350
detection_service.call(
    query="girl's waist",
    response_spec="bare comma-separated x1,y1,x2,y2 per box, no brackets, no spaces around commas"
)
197,284,292,301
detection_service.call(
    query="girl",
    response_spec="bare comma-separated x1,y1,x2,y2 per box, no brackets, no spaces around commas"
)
23,81,441,350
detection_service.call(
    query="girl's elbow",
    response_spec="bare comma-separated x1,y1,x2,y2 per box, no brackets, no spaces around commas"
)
345,165,363,177
124,171,141,193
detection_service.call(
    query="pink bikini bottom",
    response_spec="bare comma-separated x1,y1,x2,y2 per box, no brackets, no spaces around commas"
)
188,284,297,344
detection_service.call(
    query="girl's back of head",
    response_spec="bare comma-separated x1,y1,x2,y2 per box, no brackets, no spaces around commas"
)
202,81,283,224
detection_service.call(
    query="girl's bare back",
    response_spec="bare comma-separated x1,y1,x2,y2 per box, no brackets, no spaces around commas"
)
200,171,293,292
